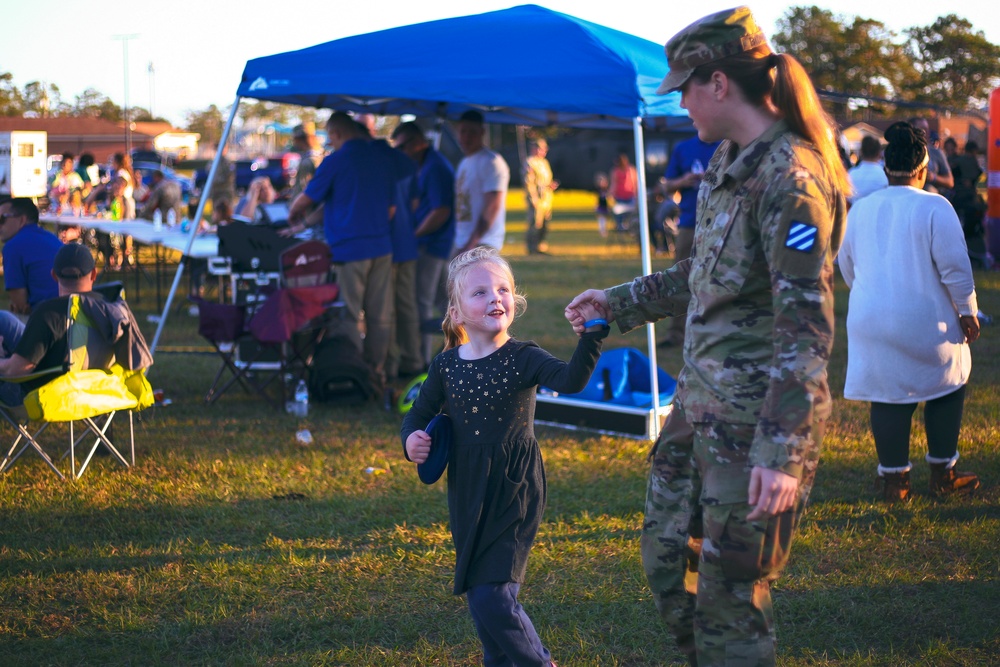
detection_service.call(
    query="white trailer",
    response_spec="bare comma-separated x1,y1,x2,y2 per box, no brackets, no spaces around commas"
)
0,131,48,198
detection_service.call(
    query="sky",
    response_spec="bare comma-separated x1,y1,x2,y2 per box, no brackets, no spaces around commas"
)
3,0,997,127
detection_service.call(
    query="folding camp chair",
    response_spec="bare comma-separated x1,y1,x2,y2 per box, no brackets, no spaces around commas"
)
0,289,154,480
197,295,285,410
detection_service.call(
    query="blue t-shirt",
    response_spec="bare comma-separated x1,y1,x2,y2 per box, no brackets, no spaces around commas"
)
2,224,61,307
665,137,721,229
415,148,456,260
371,140,420,264
305,138,394,262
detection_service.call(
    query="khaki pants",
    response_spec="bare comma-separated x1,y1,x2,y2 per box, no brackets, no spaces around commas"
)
387,259,423,378
415,249,449,367
332,254,393,389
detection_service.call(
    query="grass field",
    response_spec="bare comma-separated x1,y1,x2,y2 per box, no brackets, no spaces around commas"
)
1,194,998,666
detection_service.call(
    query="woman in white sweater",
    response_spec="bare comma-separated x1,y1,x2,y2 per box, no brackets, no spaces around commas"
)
839,121,981,502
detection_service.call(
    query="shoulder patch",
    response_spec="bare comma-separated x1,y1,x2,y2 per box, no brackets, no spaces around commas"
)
785,222,817,252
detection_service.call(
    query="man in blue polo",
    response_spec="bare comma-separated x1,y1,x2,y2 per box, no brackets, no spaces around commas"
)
0,198,62,316
391,121,456,369
286,111,395,392
657,136,720,348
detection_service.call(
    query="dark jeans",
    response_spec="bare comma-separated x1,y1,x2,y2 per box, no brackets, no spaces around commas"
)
0,311,27,406
466,582,552,667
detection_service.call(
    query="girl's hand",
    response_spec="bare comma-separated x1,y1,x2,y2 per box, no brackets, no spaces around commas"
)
405,430,432,464
565,289,613,335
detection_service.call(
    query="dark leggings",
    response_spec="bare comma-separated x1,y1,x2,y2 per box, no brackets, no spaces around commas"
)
870,385,966,468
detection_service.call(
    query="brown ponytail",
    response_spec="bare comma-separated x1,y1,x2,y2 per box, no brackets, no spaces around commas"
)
690,46,850,194
770,52,850,194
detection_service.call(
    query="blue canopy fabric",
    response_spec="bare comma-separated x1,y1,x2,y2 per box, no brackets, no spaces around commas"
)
237,4,689,129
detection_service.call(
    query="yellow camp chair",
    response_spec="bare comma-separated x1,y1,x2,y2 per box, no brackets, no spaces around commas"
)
0,292,153,480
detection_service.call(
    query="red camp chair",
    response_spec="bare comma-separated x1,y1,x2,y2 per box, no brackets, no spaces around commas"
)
198,240,339,409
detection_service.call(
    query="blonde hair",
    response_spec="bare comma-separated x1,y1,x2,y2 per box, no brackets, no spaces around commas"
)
441,247,527,351
691,46,851,195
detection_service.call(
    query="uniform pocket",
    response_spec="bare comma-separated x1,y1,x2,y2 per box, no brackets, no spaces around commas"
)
704,502,796,582
702,199,754,295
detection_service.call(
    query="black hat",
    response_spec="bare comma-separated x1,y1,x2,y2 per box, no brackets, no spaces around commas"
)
53,243,96,279
417,413,452,484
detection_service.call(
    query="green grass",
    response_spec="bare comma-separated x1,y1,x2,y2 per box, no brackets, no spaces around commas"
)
2,201,999,665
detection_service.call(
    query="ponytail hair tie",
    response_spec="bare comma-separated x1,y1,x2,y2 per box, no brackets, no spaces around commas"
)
767,53,780,68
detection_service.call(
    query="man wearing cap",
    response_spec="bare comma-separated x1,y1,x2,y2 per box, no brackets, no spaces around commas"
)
0,243,151,406
453,110,510,253
523,138,558,255
566,7,848,665
0,198,62,317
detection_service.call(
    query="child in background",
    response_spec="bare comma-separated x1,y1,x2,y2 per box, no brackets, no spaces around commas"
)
402,247,608,667
594,172,610,238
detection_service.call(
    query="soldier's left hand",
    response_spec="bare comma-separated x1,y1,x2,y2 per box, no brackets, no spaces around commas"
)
747,466,798,521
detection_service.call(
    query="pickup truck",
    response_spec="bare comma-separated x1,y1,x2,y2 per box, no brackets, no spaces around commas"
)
234,153,301,193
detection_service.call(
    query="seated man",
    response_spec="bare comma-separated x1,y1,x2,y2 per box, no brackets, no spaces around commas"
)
0,243,152,407
0,198,62,316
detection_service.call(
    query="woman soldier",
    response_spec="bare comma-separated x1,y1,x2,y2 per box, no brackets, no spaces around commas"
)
566,6,848,665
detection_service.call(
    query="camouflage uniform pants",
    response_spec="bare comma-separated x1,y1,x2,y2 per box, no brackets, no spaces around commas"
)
641,404,821,667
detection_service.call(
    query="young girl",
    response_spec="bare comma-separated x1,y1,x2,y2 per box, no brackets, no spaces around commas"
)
401,247,608,667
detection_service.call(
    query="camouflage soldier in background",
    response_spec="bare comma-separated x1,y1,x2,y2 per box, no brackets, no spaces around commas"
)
290,123,323,200
566,7,849,666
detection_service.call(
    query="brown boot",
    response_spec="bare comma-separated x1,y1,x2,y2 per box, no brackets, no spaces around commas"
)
876,471,911,502
929,463,980,497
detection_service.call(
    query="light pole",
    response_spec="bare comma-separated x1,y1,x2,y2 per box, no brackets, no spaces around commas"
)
113,34,139,155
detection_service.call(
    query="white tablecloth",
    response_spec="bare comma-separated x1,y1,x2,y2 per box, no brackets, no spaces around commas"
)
40,215,219,258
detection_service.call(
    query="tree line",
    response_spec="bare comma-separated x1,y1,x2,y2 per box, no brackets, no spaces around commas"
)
2,7,997,139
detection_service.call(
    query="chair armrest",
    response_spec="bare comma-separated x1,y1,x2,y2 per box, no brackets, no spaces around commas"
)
1,365,67,385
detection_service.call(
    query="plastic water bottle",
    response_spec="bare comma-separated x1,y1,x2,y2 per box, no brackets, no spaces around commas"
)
293,379,309,418
152,209,163,231
166,208,177,228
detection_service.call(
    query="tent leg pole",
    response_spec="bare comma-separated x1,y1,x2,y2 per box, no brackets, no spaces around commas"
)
150,96,242,355
633,116,661,440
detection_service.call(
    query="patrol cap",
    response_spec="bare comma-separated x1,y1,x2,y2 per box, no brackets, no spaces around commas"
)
657,6,771,94
52,242,96,279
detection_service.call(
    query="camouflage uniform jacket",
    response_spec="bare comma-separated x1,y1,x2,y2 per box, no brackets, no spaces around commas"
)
606,120,846,480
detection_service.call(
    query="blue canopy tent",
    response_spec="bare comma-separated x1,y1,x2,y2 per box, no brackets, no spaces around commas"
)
154,4,690,437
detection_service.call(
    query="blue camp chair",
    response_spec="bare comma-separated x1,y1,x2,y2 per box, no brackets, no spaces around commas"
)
553,347,676,408
0,288,153,480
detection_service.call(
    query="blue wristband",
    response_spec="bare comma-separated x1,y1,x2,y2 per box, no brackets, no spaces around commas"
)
584,318,608,329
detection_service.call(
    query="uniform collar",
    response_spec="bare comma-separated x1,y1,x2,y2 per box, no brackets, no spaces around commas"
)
710,119,789,187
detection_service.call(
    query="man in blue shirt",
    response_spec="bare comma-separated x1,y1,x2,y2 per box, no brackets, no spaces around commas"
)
657,136,720,348
0,198,62,316
391,122,456,368
286,112,395,391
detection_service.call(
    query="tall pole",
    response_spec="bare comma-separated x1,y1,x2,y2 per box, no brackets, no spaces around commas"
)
148,61,155,120
113,34,139,155
150,97,242,355
633,116,662,440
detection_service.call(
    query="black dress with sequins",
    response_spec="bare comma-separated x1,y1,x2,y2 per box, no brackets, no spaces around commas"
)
402,334,606,595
